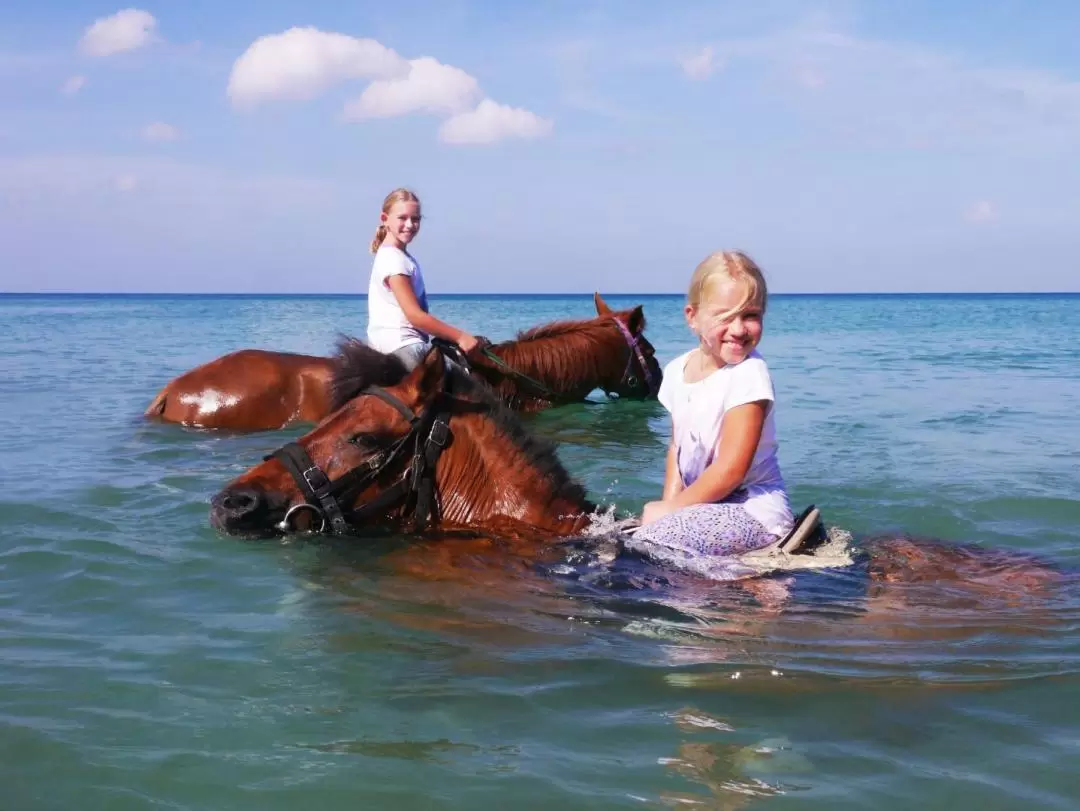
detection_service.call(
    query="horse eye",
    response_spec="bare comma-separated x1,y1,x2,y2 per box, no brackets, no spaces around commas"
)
626,376,638,387
350,431,397,450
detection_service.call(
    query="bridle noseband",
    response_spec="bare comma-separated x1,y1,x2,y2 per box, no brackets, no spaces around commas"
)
266,377,452,535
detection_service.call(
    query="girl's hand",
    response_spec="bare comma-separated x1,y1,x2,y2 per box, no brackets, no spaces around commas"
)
456,333,481,354
641,500,677,526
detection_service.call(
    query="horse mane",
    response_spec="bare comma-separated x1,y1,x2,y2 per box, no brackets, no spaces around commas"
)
329,336,411,411
489,312,642,391
328,336,592,509
446,363,594,509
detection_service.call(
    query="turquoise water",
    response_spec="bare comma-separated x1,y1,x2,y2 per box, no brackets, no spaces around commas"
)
2,293,1080,809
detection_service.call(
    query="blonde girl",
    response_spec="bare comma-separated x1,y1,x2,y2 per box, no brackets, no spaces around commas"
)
366,188,479,369
629,251,794,578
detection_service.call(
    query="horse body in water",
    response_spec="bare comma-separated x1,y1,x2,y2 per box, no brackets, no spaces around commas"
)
210,342,1067,629
147,293,661,431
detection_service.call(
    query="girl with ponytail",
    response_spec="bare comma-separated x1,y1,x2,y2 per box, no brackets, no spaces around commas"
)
366,188,480,369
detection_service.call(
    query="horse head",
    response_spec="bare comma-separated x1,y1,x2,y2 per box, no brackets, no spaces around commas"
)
210,341,594,539
593,292,664,399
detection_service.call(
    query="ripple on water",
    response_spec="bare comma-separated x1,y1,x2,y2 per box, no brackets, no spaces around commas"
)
4,293,1080,809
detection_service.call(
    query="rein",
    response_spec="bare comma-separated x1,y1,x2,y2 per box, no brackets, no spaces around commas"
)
267,379,452,535
478,346,558,400
437,315,656,403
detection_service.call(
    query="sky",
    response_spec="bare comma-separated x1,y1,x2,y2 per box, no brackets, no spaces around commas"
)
0,0,1077,293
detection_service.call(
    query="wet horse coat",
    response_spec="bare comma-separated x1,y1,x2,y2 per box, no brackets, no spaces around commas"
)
210,343,596,540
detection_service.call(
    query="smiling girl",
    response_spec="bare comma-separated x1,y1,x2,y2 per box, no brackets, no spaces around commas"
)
366,188,480,370
634,250,794,565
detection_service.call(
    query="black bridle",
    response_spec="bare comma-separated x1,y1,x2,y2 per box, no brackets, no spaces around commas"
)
265,377,452,536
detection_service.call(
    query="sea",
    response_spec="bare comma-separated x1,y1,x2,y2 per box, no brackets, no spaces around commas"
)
2,292,1079,810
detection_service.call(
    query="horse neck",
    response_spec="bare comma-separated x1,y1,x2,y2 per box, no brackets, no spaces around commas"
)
296,357,338,421
434,409,594,537
490,319,623,399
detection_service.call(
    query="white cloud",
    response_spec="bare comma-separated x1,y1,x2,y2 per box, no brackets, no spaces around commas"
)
794,63,827,90
114,174,138,192
438,99,553,145
78,9,158,57
227,27,408,109
680,46,718,81
61,75,87,95
342,57,481,119
0,153,344,210
229,27,551,146
713,28,1080,149
0,153,365,293
965,200,997,223
142,122,181,142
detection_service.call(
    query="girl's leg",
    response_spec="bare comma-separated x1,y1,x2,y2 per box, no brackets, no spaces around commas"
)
632,503,778,557
390,341,430,371
625,503,780,580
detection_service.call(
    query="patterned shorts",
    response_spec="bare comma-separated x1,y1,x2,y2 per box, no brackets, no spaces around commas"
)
626,498,780,581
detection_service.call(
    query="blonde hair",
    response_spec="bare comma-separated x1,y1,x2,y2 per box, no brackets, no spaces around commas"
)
370,188,421,254
687,250,768,316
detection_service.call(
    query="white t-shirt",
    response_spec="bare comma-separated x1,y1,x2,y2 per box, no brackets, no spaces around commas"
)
366,245,429,353
657,348,794,537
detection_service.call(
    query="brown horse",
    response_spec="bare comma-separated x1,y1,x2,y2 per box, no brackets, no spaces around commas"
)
210,341,597,540
147,293,662,431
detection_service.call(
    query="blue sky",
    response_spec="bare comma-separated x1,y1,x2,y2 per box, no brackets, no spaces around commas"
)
1,1,1077,293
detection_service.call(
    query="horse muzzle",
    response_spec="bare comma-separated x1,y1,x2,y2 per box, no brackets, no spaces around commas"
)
209,483,291,538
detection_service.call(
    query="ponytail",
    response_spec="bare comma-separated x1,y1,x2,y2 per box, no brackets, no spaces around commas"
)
370,224,388,254
370,187,421,255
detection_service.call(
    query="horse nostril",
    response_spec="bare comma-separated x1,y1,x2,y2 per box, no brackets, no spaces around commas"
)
226,492,254,511
216,487,262,517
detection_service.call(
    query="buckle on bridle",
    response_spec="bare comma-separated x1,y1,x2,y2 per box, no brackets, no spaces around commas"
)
428,419,450,448
301,466,327,492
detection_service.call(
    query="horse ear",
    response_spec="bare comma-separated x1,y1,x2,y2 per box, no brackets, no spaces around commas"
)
627,304,645,335
594,291,613,315
400,346,445,406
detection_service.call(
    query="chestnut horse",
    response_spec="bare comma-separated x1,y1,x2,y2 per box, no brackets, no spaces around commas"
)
210,341,1068,635
147,293,661,431
210,342,596,540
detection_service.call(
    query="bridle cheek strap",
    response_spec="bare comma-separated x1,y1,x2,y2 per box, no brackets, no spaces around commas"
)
266,384,453,536
611,317,659,396
268,442,351,534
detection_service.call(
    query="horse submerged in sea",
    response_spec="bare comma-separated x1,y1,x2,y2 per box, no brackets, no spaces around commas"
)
146,293,661,431
209,340,1068,628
